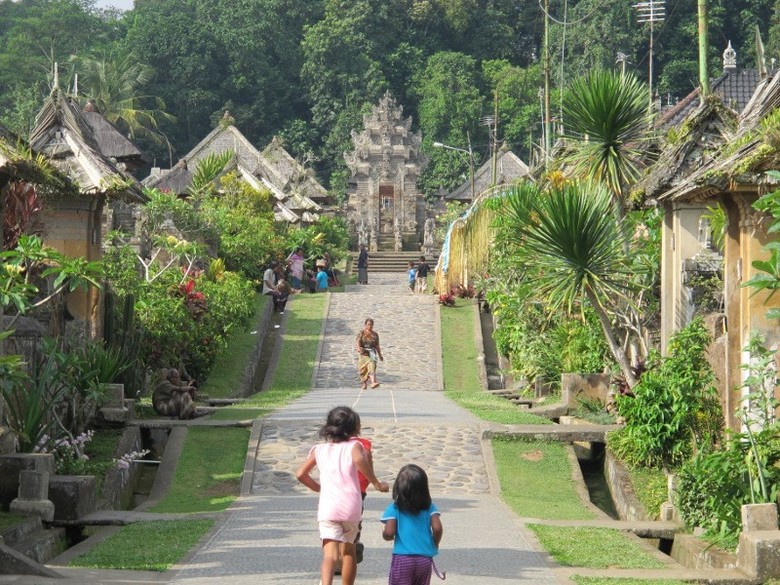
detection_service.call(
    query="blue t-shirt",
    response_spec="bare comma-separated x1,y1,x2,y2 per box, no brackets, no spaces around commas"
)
408,268,417,284
381,502,439,557
316,270,328,290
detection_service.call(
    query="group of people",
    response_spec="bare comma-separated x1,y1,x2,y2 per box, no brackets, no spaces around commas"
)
407,256,431,294
297,405,444,585
263,248,341,313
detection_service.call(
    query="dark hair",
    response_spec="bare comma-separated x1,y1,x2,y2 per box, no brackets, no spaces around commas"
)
419,256,425,261
270,260,279,268
364,318,374,326
393,464,432,514
319,406,361,442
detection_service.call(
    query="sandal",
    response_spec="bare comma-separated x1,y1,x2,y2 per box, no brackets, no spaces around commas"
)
370,382,380,389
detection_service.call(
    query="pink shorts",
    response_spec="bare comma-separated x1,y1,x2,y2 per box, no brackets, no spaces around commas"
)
318,520,360,543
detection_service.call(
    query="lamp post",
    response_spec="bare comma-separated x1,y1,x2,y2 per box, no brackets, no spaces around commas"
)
433,138,475,200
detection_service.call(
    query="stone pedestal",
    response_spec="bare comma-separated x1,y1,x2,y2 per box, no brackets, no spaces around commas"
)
48,475,97,522
742,503,779,532
9,470,54,522
561,373,610,408
0,454,54,511
738,530,780,580
99,383,129,424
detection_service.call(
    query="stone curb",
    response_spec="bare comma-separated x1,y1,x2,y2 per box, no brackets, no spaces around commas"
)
260,299,290,392
471,298,489,391
309,291,331,392
240,418,263,497
433,297,444,391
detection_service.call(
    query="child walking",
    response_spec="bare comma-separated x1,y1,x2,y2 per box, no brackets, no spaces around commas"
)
407,261,417,294
381,464,444,585
296,406,389,585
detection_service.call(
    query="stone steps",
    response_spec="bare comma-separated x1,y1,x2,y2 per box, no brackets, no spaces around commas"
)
6,526,66,564
350,251,439,273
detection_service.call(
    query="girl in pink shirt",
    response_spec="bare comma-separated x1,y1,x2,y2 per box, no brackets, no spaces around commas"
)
296,406,389,585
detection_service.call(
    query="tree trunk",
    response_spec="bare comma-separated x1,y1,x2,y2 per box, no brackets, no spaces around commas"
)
586,287,637,387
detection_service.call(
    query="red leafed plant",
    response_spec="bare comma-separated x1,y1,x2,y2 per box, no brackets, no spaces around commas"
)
3,181,43,250
438,291,456,307
177,278,208,318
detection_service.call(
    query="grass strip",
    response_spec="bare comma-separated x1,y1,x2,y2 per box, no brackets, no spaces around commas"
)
213,294,326,420
150,427,248,513
69,520,213,571
200,294,269,399
441,298,552,425
625,463,667,521
528,525,665,569
572,578,697,585
492,438,594,520
0,512,24,532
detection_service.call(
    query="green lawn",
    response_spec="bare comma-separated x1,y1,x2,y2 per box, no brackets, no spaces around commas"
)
69,520,214,571
572,578,698,585
528,525,666,569
149,426,249,513
200,294,269,399
212,293,326,420
492,438,594,520
440,299,551,425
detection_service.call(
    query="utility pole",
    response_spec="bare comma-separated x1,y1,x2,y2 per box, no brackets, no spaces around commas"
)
698,0,710,96
634,1,665,115
543,0,551,168
492,90,499,185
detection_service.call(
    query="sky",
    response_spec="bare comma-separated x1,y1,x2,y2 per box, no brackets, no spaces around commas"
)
94,0,134,10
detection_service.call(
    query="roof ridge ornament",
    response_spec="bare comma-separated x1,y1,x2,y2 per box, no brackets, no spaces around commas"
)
723,41,737,71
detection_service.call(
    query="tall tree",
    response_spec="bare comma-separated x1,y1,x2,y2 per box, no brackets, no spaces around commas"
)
71,50,175,145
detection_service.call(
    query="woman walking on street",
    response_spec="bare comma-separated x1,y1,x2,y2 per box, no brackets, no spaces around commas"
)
356,318,383,389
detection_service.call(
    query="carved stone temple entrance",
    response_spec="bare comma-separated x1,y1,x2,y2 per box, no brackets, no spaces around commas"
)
345,92,427,251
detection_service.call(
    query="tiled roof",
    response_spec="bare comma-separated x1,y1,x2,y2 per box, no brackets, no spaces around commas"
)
446,149,530,202
657,68,769,129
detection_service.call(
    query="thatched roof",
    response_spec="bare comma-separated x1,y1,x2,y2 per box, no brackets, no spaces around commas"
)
29,88,145,203
653,72,780,203
259,136,328,203
144,163,193,194
81,109,148,170
153,123,322,222
641,96,738,201
446,148,530,202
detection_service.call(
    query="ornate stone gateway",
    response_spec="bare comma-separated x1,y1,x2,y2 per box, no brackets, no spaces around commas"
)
345,93,427,251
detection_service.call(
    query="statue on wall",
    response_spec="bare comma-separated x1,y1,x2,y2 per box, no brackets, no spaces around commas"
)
394,217,403,252
358,219,368,248
370,218,378,252
423,217,435,257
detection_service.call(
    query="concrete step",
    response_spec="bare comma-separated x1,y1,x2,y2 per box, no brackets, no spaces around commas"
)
10,527,67,564
0,517,42,548
350,251,440,273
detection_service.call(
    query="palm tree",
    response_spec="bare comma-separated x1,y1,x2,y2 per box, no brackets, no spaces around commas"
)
502,180,638,387
561,70,651,207
71,51,175,146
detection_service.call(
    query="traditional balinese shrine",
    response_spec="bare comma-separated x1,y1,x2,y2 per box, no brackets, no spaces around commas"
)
345,93,428,251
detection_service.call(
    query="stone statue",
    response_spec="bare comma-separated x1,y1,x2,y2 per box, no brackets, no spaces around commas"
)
423,218,435,257
698,216,713,251
394,217,403,252
152,368,202,420
358,219,368,248
369,218,378,252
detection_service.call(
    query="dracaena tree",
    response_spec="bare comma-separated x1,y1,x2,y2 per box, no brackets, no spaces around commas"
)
501,180,638,387
561,70,652,209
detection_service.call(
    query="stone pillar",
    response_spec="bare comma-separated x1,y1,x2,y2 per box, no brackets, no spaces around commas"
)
0,454,54,510
9,470,54,522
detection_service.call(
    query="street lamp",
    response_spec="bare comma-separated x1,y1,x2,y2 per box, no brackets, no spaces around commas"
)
433,139,475,200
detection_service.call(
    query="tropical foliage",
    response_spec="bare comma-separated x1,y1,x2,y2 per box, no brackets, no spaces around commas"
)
609,318,722,469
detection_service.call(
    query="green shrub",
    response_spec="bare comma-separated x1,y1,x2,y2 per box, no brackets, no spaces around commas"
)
609,318,722,468
284,217,350,265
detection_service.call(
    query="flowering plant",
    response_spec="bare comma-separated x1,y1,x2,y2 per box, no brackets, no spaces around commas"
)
34,431,94,475
113,449,151,470
438,292,456,307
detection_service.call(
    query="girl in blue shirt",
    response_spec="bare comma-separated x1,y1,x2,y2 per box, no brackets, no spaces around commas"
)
381,464,444,585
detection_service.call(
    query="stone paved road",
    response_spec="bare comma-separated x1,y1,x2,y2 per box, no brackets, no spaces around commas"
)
170,277,566,585
315,273,441,391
